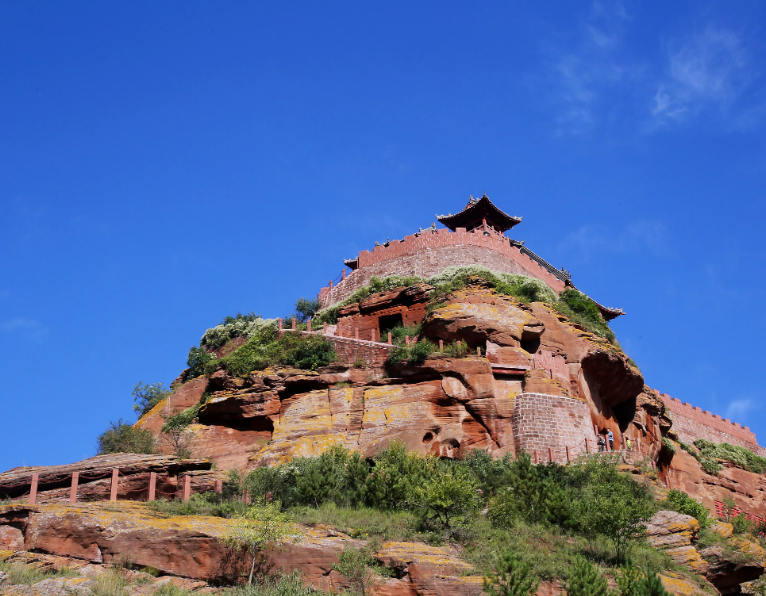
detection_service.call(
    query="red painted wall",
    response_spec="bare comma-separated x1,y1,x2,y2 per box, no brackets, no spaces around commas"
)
319,228,566,308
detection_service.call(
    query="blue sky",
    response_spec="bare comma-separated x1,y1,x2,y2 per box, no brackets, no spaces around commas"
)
2,1,765,472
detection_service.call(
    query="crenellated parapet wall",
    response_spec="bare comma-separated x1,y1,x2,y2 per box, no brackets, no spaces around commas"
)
658,392,766,456
511,392,598,464
318,227,567,308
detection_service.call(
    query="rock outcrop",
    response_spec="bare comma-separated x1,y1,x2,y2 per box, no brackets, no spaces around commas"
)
134,284,658,472
646,511,765,595
0,501,484,595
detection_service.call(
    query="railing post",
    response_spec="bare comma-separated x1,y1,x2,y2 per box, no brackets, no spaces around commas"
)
70,472,79,504
148,472,157,501
566,446,571,463
323,322,327,334
476,347,481,356
328,280,333,289
278,318,283,331
215,480,223,494
371,329,376,342
548,447,553,463
585,438,590,454
439,339,444,352
355,327,359,340
307,319,312,332
110,468,119,501
593,424,598,436
29,473,39,505
533,450,538,464
637,440,641,455
405,335,409,345
291,318,296,330
182,475,191,502
388,332,392,344
342,269,346,280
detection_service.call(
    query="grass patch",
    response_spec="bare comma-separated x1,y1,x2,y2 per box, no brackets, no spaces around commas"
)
223,570,329,596
0,560,80,585
693,439,766,474
206,327,336,377
147,491,250,518
290,503,421,541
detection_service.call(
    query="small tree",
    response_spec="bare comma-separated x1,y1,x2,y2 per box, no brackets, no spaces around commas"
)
160,406,199,459
132,382,171,417
483,551,539,596
332,546,386,596
294,298,321,323
415,468,480,537
571,461,655,561
186,347,214,379
97,420,156,454
564,557,608,596
224,502,297,585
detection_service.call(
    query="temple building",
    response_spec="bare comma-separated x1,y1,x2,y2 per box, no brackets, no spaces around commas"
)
318,194,623,321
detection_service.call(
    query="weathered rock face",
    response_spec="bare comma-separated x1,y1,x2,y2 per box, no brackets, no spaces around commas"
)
665,448,766,520
0,502,485,595
646,510,766,595
133,284,660,471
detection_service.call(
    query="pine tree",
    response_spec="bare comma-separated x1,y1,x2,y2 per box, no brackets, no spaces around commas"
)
483,551,539,596
565,557,609,596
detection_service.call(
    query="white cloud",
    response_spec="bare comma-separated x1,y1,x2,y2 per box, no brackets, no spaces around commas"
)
1,318,48,340
548,2,639,134
651,26,759,128
725,398,757,422
559,219,674,261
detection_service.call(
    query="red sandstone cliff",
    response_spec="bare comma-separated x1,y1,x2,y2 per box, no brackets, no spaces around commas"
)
134,283,660,472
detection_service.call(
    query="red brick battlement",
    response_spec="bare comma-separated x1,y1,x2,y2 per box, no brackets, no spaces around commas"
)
658,391,766,456
318,227,567,308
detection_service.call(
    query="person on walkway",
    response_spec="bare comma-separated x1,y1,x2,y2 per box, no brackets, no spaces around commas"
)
597,434,606,452
626,438,632,452
607,429,614,451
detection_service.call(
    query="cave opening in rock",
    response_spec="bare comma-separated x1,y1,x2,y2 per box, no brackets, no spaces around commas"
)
378,313,404,336
520,337,541,354
422,432,434,443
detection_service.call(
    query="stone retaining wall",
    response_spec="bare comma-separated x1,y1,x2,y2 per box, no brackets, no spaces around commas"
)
318,228,567,308
511,392,597,463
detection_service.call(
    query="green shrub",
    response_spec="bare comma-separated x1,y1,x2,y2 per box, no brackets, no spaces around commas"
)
665,490,710,528
332,545,391,595
699,457,723,475
414,467,481,537
662,438,676,455
97,419,156,454
556,289,614,342
483,550,539,596
693,439,766,474
132,381,171,417
731,512,757,534
567,458,656,562
209,328,335,377
186,346,215,379
386,340,436,365
294,298,321,323
564,556,608,596
201,315,277,350
443,339,469,357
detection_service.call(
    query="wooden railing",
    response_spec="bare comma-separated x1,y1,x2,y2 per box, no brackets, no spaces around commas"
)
23,468,222,505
